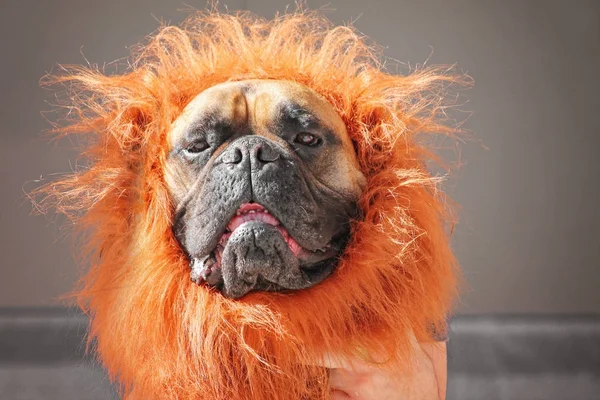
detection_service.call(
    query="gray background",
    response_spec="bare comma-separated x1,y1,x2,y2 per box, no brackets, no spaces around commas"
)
1,0,599,314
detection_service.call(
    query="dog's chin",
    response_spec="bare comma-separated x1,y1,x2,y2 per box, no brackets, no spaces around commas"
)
189,203,345,299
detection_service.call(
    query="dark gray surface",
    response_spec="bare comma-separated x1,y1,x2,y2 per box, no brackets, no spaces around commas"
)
448,315,600,375
2,0,600,316
1,309,599,399
448,374,600,400
0,308,114,400
447,316,600,400
0,365,117,400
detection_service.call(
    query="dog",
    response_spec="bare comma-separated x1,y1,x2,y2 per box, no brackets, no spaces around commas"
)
37,10,461,399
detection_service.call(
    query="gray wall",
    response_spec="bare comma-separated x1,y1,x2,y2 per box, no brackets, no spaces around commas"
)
1,0,599,314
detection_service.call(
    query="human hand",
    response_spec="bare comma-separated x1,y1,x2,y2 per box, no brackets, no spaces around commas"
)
321,336,447,400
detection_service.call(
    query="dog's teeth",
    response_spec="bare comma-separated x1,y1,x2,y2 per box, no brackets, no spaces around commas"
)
249,210,255,214
264,210,269,214
190,254,217,283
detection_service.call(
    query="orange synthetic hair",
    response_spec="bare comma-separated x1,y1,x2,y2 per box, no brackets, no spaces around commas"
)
37,8,465,400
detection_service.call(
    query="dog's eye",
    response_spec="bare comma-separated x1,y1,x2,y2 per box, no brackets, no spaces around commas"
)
294,132,321,147
184,140,210,154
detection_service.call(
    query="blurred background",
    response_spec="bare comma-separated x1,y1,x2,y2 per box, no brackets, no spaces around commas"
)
1,0,599,399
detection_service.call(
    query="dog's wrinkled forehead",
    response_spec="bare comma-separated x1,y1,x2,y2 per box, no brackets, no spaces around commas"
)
168,79,353,154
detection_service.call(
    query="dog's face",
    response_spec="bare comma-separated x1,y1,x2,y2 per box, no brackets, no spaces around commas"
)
165,80,366,298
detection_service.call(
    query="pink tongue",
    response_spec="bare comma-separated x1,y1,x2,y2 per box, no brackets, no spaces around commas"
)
221,211,303,257
226,212,279,232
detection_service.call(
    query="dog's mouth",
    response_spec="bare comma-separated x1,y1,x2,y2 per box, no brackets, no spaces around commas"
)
190,202,344,294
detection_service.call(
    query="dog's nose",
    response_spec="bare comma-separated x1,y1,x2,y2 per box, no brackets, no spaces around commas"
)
253,142,280,164
221,136,280,167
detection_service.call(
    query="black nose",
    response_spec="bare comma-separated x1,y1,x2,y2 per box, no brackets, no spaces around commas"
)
255,142,280,163
221,136,280,167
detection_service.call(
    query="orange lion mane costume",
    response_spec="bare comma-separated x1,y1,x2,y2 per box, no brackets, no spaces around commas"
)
38,9,463,400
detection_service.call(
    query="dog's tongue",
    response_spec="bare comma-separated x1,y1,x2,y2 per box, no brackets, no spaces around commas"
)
221,203,303,257
226,204,279,231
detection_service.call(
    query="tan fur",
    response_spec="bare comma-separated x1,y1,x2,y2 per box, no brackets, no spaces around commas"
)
166,79,366,202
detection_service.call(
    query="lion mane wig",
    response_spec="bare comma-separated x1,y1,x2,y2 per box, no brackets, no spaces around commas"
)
38,9,463,400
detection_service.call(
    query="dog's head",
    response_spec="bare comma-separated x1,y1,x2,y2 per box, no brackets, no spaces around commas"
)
37,10,463,400
167,79,366,298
